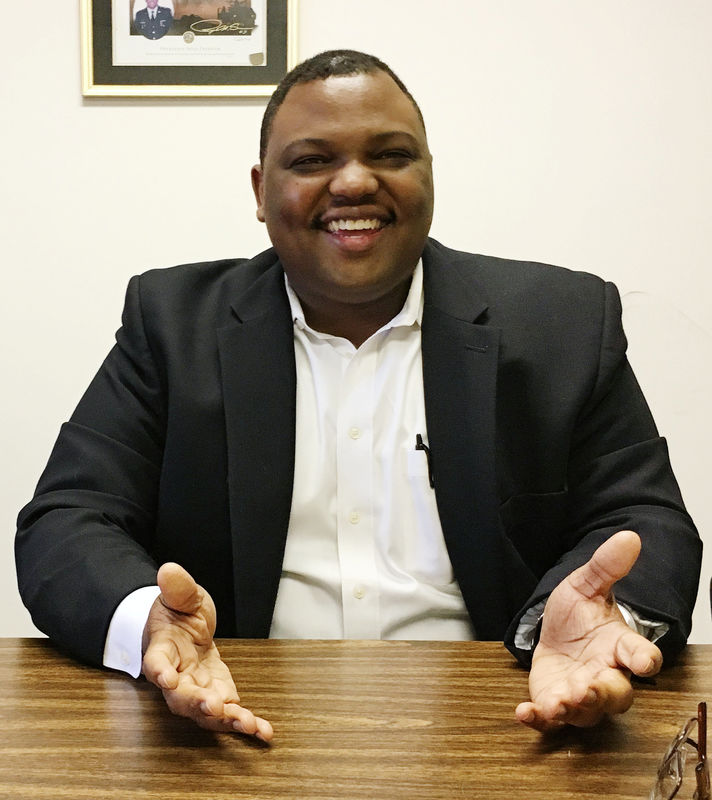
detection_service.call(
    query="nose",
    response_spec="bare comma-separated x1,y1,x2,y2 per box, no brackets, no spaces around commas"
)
328,160,379,200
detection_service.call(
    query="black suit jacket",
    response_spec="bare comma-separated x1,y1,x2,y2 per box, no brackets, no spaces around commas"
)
16,239,701,666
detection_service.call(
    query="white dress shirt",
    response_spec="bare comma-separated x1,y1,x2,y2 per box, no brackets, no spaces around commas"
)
270,260,473,640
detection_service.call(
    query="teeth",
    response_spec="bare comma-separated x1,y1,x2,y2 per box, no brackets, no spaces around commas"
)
327,218,382,232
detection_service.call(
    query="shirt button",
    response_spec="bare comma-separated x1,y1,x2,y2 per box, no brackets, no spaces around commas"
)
349,511,360,524
120,650,130,666
349,427,361,440
353,585,366,599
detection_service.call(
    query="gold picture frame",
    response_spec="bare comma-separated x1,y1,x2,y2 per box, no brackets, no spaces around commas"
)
81,0,298,97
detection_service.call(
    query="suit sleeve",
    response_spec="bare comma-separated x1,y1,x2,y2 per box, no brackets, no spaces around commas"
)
504,281,702,664
15,275,164,666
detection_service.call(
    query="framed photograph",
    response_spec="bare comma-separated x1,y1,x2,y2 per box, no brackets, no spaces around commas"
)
81,0,298,97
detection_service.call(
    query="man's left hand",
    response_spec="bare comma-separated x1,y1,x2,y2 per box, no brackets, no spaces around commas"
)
515,530,663,732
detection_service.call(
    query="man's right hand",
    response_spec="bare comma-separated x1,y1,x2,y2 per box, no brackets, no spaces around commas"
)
141,562,273,741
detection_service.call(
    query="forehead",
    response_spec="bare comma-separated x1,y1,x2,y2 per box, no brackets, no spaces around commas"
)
266,72,426,155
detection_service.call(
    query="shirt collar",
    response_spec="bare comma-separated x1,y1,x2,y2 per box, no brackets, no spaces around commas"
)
284,259,424,337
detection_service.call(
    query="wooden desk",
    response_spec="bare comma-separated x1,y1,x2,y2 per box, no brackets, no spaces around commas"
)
1,639,710,800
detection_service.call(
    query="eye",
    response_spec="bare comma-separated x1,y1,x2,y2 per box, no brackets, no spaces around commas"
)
374,149,415,166
289,154,330,172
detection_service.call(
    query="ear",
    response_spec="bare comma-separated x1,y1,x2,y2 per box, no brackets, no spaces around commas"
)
251,164,266,223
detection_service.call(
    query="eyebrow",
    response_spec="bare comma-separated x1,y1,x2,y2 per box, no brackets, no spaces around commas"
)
279,131,422,157
282,137,331,151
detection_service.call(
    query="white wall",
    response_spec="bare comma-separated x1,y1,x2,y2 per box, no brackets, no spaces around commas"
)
2,1,710,640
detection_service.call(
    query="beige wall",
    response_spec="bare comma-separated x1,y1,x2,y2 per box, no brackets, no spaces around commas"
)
2,1,711,640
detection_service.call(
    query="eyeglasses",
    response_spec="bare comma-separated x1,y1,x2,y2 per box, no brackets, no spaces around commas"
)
651,702,710,800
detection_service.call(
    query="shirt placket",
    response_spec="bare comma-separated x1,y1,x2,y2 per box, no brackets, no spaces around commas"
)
335,342,380,638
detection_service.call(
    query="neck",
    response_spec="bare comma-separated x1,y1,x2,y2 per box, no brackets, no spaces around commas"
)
298,281,412,348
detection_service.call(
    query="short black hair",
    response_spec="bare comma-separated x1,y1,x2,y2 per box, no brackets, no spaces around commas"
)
259,49,425,161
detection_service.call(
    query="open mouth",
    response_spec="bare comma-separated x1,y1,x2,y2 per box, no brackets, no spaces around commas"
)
325,218,387,233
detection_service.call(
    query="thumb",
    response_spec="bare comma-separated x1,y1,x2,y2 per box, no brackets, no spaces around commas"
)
157,562,203,615
567,530,641,600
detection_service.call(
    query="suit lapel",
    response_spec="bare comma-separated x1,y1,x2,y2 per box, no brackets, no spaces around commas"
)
217,257,296,637
422,242,511,638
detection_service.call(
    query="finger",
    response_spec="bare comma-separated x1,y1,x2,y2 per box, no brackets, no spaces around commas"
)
614,629,663,677
223,703,262,736
541,670,634,729
199,709,273,741
168,672,237,708
564,672,633,723
142,640,180,690
519,662,636,731
156,562,203,616
161,670,241,715
516,700,539,725
515,701,565,732
223,703,271,739
562,672,634,726
162,684,237,732
567,530,641,600
254,716,274,742
200,699,273,741
166,690,273,740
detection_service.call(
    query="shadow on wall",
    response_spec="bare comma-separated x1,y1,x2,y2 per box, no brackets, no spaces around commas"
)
622,291,712,643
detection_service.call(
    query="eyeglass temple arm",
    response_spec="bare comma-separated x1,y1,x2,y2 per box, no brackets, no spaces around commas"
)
696,702,710,800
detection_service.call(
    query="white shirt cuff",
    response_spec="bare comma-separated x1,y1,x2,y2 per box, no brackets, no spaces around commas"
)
617,602,670,642
102,585,161,677
514,598,670,651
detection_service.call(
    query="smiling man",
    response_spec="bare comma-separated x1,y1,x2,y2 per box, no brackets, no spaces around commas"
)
16,51,701,740
251,67,434,346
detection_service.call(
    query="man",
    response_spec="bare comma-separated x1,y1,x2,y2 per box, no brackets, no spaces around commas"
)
16,51,701,743
134,0,173,40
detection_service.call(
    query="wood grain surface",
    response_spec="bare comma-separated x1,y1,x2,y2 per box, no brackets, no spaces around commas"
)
1,638,710,799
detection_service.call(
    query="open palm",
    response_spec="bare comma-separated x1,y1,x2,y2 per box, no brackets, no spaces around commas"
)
141,563,273,740
516,531,662,731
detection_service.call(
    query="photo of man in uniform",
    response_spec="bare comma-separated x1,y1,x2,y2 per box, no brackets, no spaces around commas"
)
133,0,174,40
